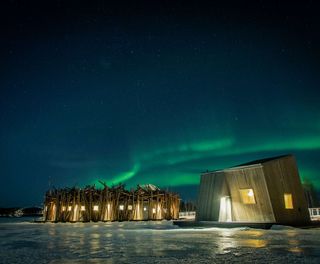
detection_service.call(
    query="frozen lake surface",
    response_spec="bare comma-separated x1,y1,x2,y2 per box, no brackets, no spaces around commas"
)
0,218,320,263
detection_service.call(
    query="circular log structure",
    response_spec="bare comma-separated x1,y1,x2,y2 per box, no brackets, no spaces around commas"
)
43,184,180,222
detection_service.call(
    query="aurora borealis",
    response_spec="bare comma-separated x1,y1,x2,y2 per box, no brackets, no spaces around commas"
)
1,1,320,206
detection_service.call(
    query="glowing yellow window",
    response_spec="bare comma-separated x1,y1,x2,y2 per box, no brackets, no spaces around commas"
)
239,188,256,204
284,193,293,209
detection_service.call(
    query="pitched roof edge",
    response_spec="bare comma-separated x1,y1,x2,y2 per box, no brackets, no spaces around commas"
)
201,154,293,175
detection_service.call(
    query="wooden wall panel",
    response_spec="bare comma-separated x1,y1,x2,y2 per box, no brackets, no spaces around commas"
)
263,156,310,224
224,166,275,223
196,172,226,221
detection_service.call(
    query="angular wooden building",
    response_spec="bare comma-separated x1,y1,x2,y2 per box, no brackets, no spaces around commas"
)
44,183,180,222
196,155,310,225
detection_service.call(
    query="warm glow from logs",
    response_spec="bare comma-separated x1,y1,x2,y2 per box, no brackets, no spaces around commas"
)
43,185,180,222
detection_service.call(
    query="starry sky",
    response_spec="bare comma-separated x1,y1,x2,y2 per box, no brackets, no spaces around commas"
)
1,1,320,206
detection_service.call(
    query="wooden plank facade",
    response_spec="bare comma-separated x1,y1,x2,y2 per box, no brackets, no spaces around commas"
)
196,155,310,225
44,184,180,222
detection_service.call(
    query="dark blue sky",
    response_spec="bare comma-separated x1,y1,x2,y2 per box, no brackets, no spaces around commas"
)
1,1,320,206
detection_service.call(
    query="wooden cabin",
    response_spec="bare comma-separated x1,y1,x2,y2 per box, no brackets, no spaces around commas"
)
196,155,311,225
43,183,180,222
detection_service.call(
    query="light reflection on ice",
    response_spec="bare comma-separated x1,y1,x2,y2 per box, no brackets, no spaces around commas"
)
0,218,320,263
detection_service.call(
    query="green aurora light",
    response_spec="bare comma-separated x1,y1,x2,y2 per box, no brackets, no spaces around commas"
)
2,2,320,207
92,135,320,189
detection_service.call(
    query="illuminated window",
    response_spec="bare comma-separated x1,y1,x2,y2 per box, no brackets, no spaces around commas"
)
81,206,85,211
284,193,293,209
143,207,147,211
239,189,256,204
62,206,66,211
119,205,124,211
152,208,156,214
68,206,72,211
127,205,132,210
93,205,99,211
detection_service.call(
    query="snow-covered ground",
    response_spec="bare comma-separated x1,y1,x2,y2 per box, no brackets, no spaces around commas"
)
0,218,320,263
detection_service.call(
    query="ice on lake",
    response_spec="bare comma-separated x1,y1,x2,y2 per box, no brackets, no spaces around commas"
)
0,218,320,263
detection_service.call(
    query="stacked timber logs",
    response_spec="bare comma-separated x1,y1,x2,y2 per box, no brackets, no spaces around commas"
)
43,183,180,222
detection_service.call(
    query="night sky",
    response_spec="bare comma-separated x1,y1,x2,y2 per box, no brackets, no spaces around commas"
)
1,1,320,207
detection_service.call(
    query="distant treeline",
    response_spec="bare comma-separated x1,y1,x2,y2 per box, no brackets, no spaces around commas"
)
303,180,320,208
180,200,196,212
0,207,43,217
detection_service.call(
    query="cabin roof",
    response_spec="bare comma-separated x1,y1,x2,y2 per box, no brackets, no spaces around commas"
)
233,154,292,167
202,154,292,174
